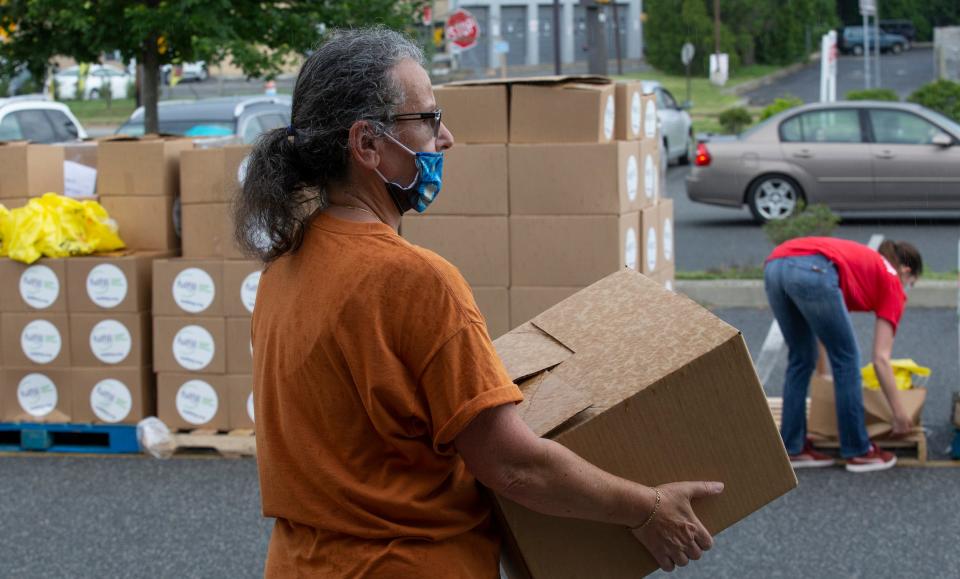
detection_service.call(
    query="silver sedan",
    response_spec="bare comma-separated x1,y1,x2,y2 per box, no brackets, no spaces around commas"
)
685,101,960,222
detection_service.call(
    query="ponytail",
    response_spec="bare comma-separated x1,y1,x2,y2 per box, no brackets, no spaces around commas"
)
877,240,923,277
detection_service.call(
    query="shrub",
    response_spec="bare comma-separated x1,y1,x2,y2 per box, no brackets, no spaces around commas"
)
908,79,960,121
718,107,753,134
845,88,899,101
763,203,841,246
760,96,804,121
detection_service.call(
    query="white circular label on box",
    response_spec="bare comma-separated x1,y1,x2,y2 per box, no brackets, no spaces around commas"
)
645,154,657,201
89,319,133,364
172,268,216,313
90,378,132,423
241,271,261,314
172,325,216,371
247,392,255,423
17,373,58,417
86,264,128,309
175,379,219,425
603,95,615,140
631,92,642,135
625,227,638,271
665,279,674,292
20,319,62,364
646,226,658,272
644,100,657,139
19,265,59,310
663,218,674,262
626,155,639,203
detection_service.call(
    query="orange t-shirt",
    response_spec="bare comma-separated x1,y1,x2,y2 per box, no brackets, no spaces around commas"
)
252,212,523,578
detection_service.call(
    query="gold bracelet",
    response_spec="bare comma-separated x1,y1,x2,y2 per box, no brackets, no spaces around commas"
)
631,487,661,531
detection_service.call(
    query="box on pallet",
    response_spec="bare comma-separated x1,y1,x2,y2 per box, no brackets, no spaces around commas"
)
508,141,646,215
67,251,172,313
471,287,510,340
228,374,255,430
0,258,68,312
509,286,581,330
0,368,72,422
97,136,193,197
1,313,71,367
69,312,152,367
405,145,508,216
152,259,225,316
0,142,64,199
614,81,643,141
153,317,227,374
433,84,509,144
401,216,509,287
157,373,230,430
72,367,155,425
223,261,262,317
493,270,796,579
181,203,243,259
99,196,179,251
180,145,251,204
807,376,927,439
509,213,639,287
226,317,253,374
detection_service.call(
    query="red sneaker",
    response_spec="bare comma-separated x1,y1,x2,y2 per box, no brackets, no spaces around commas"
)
845,443,897,473
789,441,835,469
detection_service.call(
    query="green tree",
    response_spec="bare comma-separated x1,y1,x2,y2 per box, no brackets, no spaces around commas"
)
0,1,426,133
846,88,899,101
908,80,960,121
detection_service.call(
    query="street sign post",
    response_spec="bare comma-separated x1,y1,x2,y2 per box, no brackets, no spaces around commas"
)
445,8,480,52
681,42,695,106
819,30,838,102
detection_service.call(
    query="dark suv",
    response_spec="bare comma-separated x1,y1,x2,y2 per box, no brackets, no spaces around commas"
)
840,26,909,55
880,20,916,43
117,95,290,143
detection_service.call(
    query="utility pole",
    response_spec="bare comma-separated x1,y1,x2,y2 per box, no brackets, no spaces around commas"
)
552,0,562,74
714,0,721,55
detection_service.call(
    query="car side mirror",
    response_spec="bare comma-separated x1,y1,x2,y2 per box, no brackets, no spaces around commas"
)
932,133,953,147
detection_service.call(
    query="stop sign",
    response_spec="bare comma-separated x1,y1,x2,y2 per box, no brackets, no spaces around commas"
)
445,9,479,51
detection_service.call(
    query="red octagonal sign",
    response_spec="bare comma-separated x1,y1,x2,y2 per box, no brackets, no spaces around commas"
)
445,9,479,51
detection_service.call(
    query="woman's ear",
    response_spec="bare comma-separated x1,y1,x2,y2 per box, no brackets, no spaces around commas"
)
348,121,381,171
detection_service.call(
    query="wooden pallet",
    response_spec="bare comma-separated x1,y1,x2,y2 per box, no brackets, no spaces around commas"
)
172,429,255,458
0,422,140,454
767,397,928,464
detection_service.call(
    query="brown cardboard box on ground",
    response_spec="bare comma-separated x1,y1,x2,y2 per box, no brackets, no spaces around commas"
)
152,259,225,316
510,78,616,143
226,317,252,375
433,84,509,144
2,313,71,367
508,142,645,215
509,287,582,330
493,270,796,579
69,312,152,367
0,258,68,312
227,374,255,430
615,81,643,141
180,145,251,204
97,136,193,197
641,92,660,142
640,138,661,206
67,251,172,313
1,368,72,422
807,375,927,439
0,142,64,198
99,196,179,251
405,145,508,216
223,261,261,317
471,287,510,340
157,372,230,430
509,213,639,287
153,316,226,374
657,198,674,270
72,366,155,425
181,203,243,259
401,216,510,287
640,205,660,276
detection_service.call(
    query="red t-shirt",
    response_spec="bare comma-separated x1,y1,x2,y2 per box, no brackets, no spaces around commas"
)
767,237,907,332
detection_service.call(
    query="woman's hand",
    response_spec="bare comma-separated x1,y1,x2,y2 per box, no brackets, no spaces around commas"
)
891,407,914,437
631,481,723,572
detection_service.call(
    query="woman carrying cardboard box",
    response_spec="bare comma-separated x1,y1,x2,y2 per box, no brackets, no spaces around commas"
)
764,237,923,473
234,27,723,578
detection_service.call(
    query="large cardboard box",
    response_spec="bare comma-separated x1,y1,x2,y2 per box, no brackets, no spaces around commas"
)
0,258,68,312
642,92,660,142
72,367,155,425
2,313,71,367
227,374,255,430
99,196,179,251
615,81,643,141
510,78,616,144
434,84,509,144
807,376,927,439
181,203,243,259
640,205,660,276
508,142,644,215
153,316,227,374
69,312,152,367
471,287,510,340
0,368,72,422
226,317,252,375
509,287,582,330
509,213,639,287
180,145,251,205
223,260,261,317
0,142,64,198
97,136,193,197
67,251,171,313
406,145,508,216
640,138,660,206
493,270,796,578
401,216,509,287
152,259,224,316
157,372,230,430
657,198,674,270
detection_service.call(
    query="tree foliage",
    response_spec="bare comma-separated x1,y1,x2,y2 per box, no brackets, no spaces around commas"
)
760,96,804,120
717,106,752,134
763,203,841,246
908,80,960,121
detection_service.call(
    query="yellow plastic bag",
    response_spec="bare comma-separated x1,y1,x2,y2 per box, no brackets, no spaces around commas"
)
0,193,125,264
861,359,931,391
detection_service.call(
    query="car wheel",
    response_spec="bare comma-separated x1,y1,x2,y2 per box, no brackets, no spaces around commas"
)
678,131,694,165
747,175,803,223
853,45,864,56
892,43,903,54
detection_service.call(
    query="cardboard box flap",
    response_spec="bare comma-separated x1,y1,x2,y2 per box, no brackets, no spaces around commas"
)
444,75,613,88
495,322,574,382
516,370,592,437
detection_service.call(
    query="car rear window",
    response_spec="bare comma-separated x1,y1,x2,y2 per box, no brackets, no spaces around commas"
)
116,120,234,137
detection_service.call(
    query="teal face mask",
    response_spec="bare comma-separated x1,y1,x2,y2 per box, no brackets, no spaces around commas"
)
376,133,444,214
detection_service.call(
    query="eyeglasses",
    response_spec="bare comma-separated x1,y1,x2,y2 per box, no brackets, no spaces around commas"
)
389,109,443,140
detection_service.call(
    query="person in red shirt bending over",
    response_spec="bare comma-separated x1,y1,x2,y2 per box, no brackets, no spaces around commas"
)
764,237,922,473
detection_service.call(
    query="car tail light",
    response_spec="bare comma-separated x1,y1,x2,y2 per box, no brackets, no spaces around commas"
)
694,142,711,167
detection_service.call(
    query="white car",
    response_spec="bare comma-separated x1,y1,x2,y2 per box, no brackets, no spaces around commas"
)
641,81,695,165
162,61,209,85
0,96,88,142
51,65,131,100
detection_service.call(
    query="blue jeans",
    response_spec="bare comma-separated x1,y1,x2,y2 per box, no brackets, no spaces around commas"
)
764,254,871,458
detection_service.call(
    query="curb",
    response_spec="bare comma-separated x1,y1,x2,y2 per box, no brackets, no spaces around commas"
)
676,280,957,309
